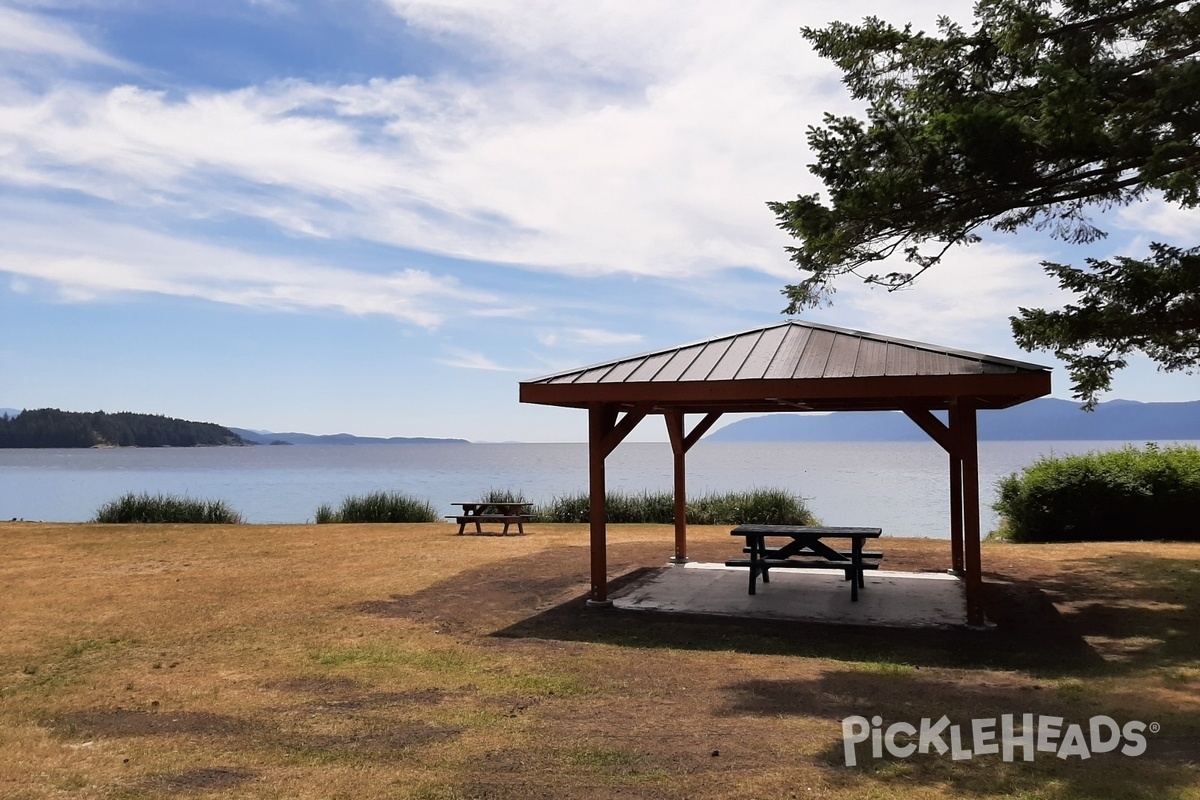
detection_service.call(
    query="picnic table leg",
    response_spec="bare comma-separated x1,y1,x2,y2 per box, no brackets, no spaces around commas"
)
747,535,759,595
759,536,770,585
850,538,864,601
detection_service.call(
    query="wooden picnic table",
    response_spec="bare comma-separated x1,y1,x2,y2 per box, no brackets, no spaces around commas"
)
448,501,533,536
726,524,883,601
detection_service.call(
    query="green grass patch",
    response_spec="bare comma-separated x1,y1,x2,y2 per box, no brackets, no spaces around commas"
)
314,491,439,523
563,745,640,768
311,643,468,671
494,671,588,697
993,444,1200,542
92,492,243,523
63,637,124,659
856,659,917,676
311,642,590,699
531,487,816,525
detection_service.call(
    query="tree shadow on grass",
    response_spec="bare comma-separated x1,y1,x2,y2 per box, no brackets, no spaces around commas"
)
809,734,1197,800
1014,553,1200,672
719,670,1200,796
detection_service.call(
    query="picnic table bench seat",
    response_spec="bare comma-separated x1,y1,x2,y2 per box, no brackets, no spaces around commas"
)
724,557,880,581
742,546,883,560
447,513,529,535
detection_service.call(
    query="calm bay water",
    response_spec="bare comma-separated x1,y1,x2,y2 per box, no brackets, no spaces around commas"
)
1,440,1194,537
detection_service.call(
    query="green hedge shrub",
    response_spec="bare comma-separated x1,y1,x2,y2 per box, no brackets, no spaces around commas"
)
993,444,1200,542
532,488,816,526
315,491,439,524
93,492,244,524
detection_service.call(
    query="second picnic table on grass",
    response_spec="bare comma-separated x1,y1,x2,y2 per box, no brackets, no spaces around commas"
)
726,524,883,601
448,502,533,536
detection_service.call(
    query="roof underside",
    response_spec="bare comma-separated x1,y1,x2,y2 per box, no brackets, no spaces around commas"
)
519,321,1052,413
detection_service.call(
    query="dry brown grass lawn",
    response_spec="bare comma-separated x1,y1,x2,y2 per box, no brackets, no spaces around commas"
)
1,521,1198,799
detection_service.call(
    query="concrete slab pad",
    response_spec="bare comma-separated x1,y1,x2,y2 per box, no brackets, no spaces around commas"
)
609,562,966,628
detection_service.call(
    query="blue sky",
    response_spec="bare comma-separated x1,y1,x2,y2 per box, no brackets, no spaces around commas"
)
2,0,1197,442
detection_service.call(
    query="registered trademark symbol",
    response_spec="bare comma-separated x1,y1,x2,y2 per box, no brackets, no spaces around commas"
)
1149,722,1161,734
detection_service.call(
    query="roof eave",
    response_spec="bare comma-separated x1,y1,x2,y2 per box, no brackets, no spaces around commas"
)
519,371,1052,411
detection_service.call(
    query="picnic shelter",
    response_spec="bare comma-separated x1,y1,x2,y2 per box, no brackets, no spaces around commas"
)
518,320,1052,626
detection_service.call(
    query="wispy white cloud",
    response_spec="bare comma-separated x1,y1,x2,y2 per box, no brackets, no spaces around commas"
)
537,327,644,348
0,5,125,67
0,204,511,327
435,348,520,371
248,0,298,12
0,4,130,72
1116,197,1200,248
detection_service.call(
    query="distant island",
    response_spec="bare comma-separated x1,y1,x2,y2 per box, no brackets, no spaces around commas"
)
0,408,246,448
706,398,1200,442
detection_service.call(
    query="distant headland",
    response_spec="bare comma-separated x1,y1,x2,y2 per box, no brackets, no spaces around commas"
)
0,408,469,448
706,398,1200,442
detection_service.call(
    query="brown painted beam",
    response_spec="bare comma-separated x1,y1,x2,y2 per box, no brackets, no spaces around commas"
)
600,405,649,458
682,411,723,451
902,408,952,453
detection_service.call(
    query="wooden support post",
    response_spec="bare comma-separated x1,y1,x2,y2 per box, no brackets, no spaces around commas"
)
664,411,688,563
957,400,985,626
587,405,617,605
663,411,722,564
903,402,982,624
586,404,650,605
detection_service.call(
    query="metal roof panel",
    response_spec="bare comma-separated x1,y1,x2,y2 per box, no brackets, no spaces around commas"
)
680,338,734,381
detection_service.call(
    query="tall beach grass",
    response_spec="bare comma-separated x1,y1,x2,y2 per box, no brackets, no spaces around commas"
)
531,487,815,525
92,492,244,524
315,490,439,524
479,488,528,504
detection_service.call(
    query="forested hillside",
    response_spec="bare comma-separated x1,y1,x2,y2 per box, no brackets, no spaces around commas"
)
0,409,247,448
